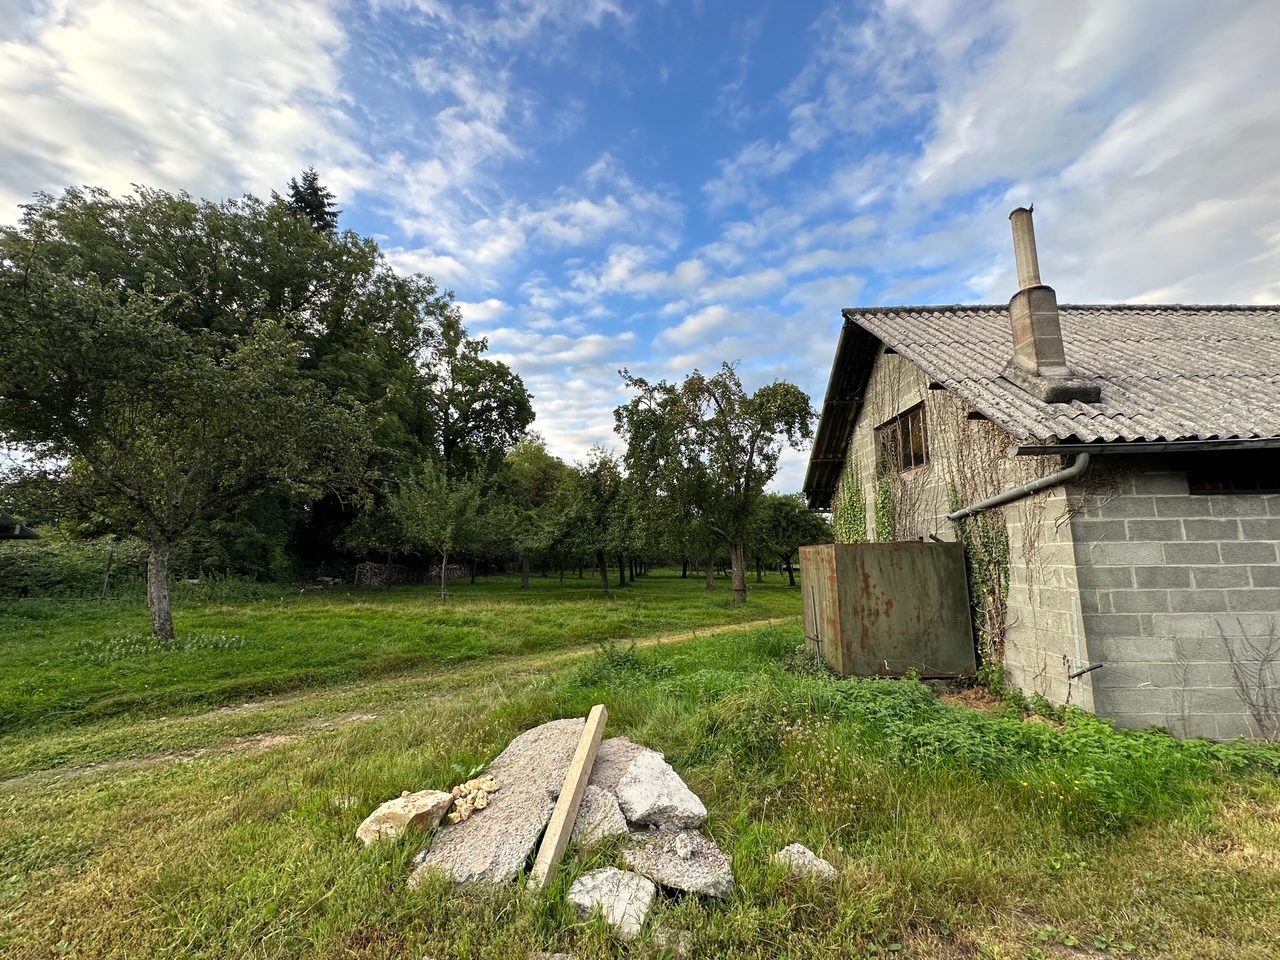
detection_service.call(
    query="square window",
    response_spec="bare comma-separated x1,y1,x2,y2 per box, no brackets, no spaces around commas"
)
876,403,929,473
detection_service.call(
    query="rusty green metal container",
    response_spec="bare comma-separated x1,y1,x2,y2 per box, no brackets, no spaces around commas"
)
799,542,976,678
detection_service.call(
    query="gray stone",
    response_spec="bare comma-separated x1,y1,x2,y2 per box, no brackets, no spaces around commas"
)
570,785,629,846
622,829,733,899
409,718,585,886
615,751,707,830
588,736,648,793
772,843,838,882
567,867,655,941
356,789,454,845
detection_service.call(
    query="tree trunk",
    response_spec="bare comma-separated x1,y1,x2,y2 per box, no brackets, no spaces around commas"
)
755,555,763,582
540,557,547,577
616,553,625,587
147,540,174,639
705,557,715,591
559,563,565,582
578,563,584,579
521,554,531,589
440,549,449,601
628,556,635,582
470,558,477,584
384,549,393,589
785,553,796,587
597,550,610,596
681,558,688,578
730,541,748,604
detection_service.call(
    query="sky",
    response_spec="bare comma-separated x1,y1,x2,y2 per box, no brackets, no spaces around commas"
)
3,0,1279,492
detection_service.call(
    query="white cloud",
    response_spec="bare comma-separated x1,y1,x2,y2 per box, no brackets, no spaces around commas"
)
0,0,364,217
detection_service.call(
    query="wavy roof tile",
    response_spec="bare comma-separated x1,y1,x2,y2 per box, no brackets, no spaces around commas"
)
804,303,1280,508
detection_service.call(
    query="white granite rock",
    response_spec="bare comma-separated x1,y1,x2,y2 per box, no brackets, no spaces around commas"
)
772,843,838,882
570,785,630,846
356,789,454,845
409,718,585,886
622,829,733,899
567,867,656,941
615,751,707,830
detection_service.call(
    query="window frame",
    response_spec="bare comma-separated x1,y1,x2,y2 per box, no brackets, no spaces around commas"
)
876,402,930,474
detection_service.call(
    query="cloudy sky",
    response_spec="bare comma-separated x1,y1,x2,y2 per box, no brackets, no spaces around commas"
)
3,0,1279,490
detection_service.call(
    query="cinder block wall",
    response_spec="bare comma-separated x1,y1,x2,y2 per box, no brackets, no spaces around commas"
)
1004,487,1096,711
1069,465,1280,740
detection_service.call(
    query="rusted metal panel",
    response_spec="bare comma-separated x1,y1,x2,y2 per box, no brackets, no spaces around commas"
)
799,542,975,678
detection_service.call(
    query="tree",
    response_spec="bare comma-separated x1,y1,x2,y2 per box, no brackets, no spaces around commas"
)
615,363,814,603
751,492,834,586
386,460,482,601
556,448,625,597
501,435,570,589
0,187,383,636
429,313,535,477
281,166,341,231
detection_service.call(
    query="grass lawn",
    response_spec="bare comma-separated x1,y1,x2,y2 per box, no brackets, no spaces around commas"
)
2,570,1279,959
0,568,798,738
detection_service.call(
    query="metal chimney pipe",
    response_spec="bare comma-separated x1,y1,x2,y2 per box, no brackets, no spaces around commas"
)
1009,206,1041,290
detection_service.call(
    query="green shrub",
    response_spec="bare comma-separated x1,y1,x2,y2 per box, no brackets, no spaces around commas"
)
0,535,147,597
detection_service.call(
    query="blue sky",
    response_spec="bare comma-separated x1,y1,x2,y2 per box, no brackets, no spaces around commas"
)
3,0,1279,490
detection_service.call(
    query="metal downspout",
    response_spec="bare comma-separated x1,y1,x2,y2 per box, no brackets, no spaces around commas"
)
946,452,1091,522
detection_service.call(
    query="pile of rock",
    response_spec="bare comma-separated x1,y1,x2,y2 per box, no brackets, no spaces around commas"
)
355,714,838,945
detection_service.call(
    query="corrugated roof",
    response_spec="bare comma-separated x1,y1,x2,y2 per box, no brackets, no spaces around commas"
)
804,303,1280,509
854,303,1280,443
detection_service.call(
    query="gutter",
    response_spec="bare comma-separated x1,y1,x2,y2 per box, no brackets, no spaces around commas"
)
946,453,1091,522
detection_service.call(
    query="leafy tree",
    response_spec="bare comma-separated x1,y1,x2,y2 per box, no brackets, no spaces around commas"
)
280,166,341,231
0,187,386,636
556,448,625,596
615,363,814,603
429,313,535,477
751,492,833,586
501,434,570,588
386,460,482,601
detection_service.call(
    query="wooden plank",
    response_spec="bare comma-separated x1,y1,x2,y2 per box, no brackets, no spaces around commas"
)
527,703,608,894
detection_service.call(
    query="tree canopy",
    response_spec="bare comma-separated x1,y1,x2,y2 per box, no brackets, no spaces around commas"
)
0,180,532,633
615,363,814,603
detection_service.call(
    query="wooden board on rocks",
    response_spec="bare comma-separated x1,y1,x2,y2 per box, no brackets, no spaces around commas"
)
409,717,586,886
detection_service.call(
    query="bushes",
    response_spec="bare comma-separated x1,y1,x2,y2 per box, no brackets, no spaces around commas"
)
0,535,146,598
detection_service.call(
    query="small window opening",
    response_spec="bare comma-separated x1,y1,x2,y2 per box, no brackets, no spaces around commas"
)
877,403,929,473
1186,450,1280,494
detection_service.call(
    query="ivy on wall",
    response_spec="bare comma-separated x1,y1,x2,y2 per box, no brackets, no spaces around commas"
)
832,460,868,543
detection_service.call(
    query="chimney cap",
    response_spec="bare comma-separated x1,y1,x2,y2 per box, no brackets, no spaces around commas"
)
1008,203,1034,219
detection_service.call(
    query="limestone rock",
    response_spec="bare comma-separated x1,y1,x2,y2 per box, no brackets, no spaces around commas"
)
622,829,733,899
409,718,585,886
447,775,500,824
570,786,629,847
356,789,453,845
773,843,837,882
567,867,656,941
615,751,707,830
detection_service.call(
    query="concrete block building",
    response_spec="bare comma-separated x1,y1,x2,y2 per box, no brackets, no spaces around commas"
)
803,208,1280,740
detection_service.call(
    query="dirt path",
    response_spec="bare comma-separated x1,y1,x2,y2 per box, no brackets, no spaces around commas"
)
3,616,797,788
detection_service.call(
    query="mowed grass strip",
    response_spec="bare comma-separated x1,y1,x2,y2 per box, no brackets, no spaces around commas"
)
0,569,800,735
2,602,1279,960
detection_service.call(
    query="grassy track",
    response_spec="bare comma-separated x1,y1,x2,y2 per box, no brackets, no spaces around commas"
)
2,571,1279,959
0,569,801,735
